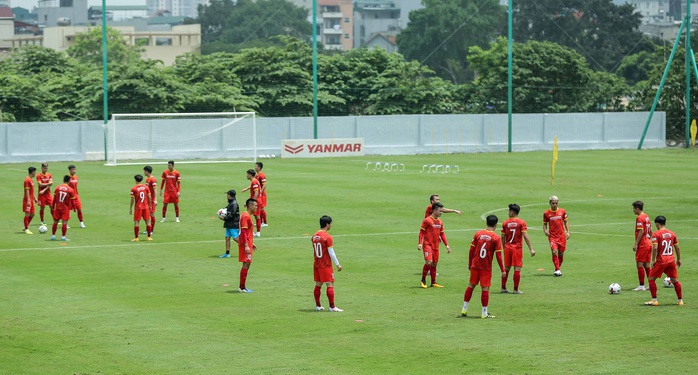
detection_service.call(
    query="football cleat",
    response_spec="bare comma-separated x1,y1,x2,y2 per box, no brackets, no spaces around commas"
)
147,237,153,241
329,307,343,312
481,313,496,319
677,301,684,306
420,282,428,289
254,232,261,237
219,253,231,258
80,222,86,228
131,238,139,242
160,218,166,222
553,270,562,277
632,286,646,291
315,306,325,311
61,237,70,242
50,235,56,240
238,288,253,293
460,309,468,317
644,300,659,306
512,290,524,294
175,217,180,223
501,289,511,294
261,223,269,227
431,283,444,288
25,229,34,235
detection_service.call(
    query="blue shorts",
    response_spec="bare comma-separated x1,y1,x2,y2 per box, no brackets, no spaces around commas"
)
225,228,240,239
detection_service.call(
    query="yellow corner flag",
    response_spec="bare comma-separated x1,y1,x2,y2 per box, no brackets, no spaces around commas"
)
551,136,559,186
691,119,697,148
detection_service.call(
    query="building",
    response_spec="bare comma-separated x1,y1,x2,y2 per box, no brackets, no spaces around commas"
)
318,0,352,51
363,30,397,52
146,0,208,19
0,6,13,48
353,0,400,49
37,0,89,27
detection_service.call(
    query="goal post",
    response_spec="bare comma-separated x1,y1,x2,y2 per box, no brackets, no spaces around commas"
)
104,112,256,166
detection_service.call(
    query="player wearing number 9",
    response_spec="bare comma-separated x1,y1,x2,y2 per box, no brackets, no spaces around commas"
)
129,174,153,242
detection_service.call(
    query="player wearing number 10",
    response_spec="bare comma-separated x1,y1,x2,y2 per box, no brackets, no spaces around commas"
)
312,215,343,312
645,216,684,306
50,175,76,242
130,174,153,242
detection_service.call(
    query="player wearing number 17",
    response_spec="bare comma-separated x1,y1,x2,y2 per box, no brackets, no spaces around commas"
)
312,215,343,312
50,175,76,241
645,216,684,306
130,174,153,242
461,215,505,319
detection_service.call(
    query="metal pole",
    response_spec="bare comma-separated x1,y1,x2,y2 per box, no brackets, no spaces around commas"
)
102,0,109,161
507,0,513,152
685,0,692,147
312,0,318,139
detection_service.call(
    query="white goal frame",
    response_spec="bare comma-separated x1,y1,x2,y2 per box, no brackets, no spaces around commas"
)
104,112,256,166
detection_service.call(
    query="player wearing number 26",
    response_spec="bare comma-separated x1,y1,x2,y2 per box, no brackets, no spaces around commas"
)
312,215,343,312
645,216,684,306
130,174,153,242
51,175,76,241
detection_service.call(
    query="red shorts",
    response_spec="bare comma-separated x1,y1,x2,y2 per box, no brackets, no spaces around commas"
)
133,208,151,222
314,267,334,283
549,239,566,252
635,245,651,263
23,200,35,214
72,196,82,211
423,248,440,263
260,194,267,208
504,246,523,268
38,194,53,207
649,262,678,280
163,191,179,204
469,268,493,287
238,246,253,263
52,208,70,221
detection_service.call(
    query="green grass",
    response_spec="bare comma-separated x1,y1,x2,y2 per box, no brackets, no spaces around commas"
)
1,149,697,374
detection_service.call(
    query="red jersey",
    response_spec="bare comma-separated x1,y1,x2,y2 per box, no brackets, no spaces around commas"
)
161,169,181,193
36,172,53,196
469,229,503,270
69,174,79,196
543,208,568,242
635,213,652,248
53,183,76,211
312,230,334,268
501,217,527,251
249,178,260,199
145,176,158,203
420,216,446,251
23,176,35,203
130,184,151,210
239,211,254,248
257,171,267,196
651,228,678,266
424,205,432,218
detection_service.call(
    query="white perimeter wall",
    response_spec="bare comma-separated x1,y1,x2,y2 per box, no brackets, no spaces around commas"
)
0,112,666,163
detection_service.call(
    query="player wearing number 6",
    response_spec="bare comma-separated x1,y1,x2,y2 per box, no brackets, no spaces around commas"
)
50,175,76,242
129,174,153,242
500,204,535,294
645,216,684,306
461,215,505,319
312,215,343,312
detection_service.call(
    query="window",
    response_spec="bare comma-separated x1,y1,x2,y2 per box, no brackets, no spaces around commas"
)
344,34,349,39
344,17,349,23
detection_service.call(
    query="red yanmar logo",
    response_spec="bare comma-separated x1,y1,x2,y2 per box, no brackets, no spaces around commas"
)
284,144,304,154
307,143,362,153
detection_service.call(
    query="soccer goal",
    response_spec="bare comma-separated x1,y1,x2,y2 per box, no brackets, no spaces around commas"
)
104,112,256,166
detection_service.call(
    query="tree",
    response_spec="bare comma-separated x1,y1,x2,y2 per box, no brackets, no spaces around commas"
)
66,27,143,67
197,0,236,44
511,0,649,73
468,38,610,113
199,0,312,54
396,0,505,83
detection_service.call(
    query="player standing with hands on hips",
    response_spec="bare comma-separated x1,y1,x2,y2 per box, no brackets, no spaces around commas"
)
543,196,569,277
418,202,451,288
312,215,343,312
237,198,258,293
160,160,181,223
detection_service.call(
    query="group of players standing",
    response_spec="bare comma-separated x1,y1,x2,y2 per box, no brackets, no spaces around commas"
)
418,195,685,319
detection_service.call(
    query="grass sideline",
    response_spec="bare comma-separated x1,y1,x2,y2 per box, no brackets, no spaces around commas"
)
1,149,696,374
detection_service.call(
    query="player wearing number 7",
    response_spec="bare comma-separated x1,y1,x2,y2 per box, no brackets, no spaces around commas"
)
645,215,684,306
312,215,343,312
500,204,535,294
129,174,153,242
418,202,450,288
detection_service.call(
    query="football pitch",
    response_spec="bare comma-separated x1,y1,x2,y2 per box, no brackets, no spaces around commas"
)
1,149,696,374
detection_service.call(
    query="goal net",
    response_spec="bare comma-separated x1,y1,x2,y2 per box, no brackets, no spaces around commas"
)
105,112,256,166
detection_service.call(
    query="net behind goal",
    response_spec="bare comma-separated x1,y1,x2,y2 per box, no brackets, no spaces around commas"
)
105,112,256,166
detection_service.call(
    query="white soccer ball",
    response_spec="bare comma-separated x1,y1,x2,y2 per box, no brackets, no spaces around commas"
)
608,283,621,294
38,225,48,234
663,277,674,288
217,208,227,220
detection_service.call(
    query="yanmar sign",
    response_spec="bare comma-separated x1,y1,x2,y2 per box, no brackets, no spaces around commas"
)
282,138,364,158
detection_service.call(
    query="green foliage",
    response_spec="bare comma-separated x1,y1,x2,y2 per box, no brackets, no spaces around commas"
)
197,0,236,44
617,49,661,86
468,38,617,113
66,27,143,67
397,0,505,83
1,150,697,373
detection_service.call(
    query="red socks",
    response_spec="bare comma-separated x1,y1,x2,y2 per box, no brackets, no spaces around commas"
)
162,206,168,218
261,210,267,224
513,270,521,290
134,226,139,238
314,286,322,306
430,265,437,284
637,267,646,286
552,254,560,270
481,290,490,307
463,286,473,302
421,264,430,283
174,205,180,217
674,281,683,299
649,279,658,298
239,268,249,289
327,286,335,308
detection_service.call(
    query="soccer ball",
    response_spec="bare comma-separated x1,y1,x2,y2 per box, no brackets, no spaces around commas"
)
608,283,621,294
663,277,674,288
38,225,48,234
217,208,227,220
